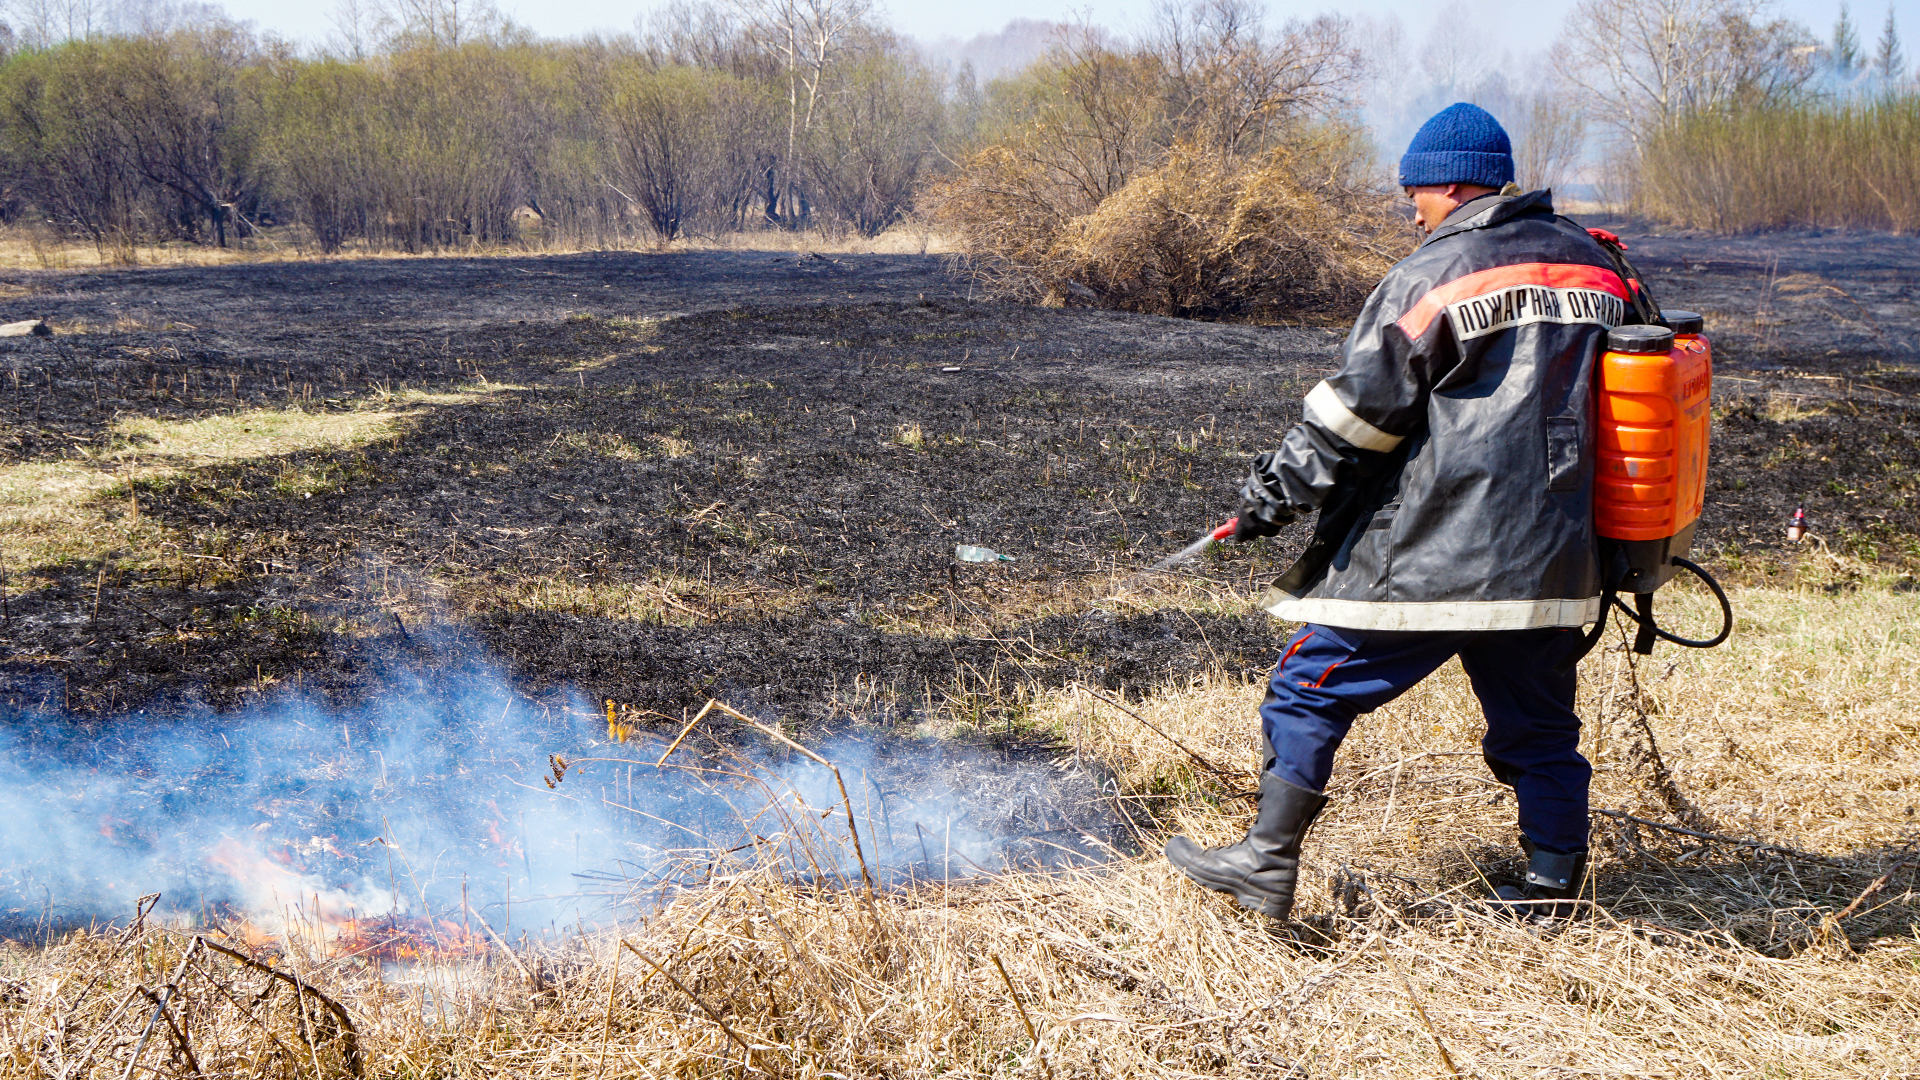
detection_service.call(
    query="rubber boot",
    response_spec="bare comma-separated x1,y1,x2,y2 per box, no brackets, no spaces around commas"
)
1165,771,1328,919
1492,836,1588,922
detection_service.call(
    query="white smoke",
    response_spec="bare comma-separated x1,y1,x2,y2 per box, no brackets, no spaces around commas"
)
0,650,1115,940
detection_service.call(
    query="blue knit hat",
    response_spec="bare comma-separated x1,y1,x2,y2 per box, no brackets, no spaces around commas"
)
1399,103,1515,188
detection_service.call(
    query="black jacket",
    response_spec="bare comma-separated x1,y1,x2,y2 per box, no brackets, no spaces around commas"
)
1251,190,1628,630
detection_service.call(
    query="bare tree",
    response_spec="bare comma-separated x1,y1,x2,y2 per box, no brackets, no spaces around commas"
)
606,63,772,239
4,0,112,46
802,29,941,235
1416,1,1486,94
732,0,871,224
388,0,508,49
113,0,226,35
641,0,750,69
1509,92,1587,193
1555,0,1818,146
328,0,390,60
1146,0,1367,160
0,37,143,249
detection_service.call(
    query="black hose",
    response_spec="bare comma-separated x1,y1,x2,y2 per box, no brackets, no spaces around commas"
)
1609,556,1734,650
1558,556,1733,672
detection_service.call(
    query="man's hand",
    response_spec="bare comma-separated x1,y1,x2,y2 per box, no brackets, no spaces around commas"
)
1235,453,1297,540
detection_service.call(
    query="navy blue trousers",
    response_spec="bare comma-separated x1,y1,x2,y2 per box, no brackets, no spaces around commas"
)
1260,623,1592,854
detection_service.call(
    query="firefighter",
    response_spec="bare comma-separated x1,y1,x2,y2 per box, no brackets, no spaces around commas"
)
1165,103,1629,921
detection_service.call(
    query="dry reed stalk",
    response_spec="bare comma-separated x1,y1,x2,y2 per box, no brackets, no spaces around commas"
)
1078,683,1242,782
1640,96,1920,233
6,854,1917,1076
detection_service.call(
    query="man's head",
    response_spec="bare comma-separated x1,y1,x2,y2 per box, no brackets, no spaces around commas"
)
1399,103,1514,234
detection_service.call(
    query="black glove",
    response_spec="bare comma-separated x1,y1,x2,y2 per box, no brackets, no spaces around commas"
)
1234,452,1297,541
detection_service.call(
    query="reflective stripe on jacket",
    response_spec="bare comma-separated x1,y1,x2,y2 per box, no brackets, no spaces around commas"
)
1256,189,1627,631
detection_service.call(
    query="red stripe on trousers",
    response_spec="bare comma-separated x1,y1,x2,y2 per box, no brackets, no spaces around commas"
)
1304,658,1344,689
1280,631,1314,669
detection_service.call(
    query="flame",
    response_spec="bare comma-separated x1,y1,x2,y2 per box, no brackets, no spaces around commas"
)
219,911,492,962
205,838,491,961
328,915,491,962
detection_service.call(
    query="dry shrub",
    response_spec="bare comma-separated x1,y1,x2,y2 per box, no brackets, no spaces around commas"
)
922,5,1386,321
4,581,1918,1077
929,131,1403,321
1055,135,1401,319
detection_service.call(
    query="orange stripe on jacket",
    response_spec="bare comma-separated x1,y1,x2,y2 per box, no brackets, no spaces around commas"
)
1393,262,1629,341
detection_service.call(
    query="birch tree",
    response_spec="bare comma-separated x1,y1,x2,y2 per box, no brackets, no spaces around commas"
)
732,0,870,224
1554,0,1817,146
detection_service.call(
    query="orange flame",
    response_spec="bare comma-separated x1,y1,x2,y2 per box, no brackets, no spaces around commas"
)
206,838,490,961
329,916,491,962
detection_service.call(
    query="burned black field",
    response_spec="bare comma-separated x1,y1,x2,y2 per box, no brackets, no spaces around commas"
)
3,228,1919,732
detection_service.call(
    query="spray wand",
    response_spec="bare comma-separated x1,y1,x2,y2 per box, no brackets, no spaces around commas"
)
1146,517,1239,574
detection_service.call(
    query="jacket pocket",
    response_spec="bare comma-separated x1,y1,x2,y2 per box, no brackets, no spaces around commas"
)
1546,417,1580,492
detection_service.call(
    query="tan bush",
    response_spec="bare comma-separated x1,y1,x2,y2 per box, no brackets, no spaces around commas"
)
922,5,1399,321
928,128,1404,320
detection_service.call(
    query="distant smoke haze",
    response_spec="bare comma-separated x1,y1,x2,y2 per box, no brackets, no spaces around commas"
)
916,18,1066,84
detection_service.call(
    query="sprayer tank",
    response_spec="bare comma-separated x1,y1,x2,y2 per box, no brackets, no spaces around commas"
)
1594,315,1711,593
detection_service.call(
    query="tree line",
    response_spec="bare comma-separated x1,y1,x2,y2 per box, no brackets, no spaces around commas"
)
0,0,1911,281
1550,0,1918,231
0,0,949,254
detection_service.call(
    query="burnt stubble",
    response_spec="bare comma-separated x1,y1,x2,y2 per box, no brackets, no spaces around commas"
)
1,233,1917,730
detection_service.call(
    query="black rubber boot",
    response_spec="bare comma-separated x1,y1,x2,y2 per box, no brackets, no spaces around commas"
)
1165,771,1328,919
1492,836,1588,922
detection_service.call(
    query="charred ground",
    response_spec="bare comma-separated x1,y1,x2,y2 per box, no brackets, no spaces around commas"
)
2,228,1918,730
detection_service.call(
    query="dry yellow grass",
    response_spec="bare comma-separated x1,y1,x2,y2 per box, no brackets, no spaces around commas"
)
0,223,952,273
0,388,504,577
1061,583,1920,861
2,580,1915,1077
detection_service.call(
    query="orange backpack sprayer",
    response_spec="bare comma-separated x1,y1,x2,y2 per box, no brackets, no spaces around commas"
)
1567,230,1733,666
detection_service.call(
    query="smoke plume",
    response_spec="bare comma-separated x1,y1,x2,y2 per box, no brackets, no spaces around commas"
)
0,648,1116,943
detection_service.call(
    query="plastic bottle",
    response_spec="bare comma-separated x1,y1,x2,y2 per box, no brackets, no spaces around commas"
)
954,545,1015,563
1787,506,1807,543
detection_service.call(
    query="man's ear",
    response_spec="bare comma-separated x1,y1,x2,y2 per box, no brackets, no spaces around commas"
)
1442,183,1464,200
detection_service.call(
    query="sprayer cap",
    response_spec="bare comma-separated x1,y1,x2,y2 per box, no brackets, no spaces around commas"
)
1608,324,1675,354
1663,309,1704,335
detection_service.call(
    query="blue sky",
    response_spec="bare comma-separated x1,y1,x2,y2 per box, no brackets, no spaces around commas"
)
211,0,1920,62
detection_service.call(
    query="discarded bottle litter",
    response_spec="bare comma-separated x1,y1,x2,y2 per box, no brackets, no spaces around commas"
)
955,545,1015,563
1787,505,1807,543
